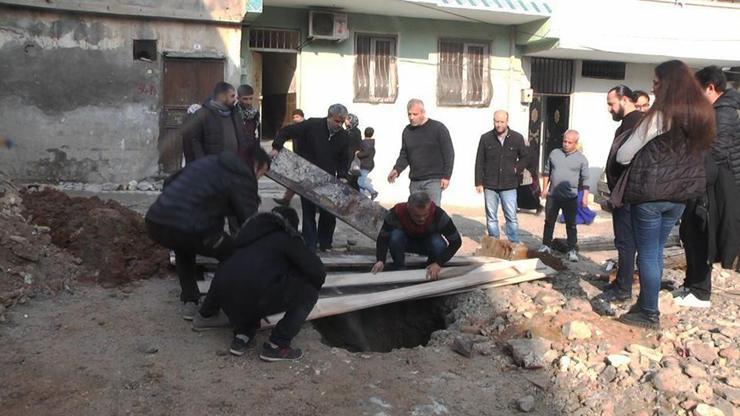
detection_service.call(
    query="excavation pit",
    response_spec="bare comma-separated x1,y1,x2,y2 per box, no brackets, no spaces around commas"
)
312,297,449,353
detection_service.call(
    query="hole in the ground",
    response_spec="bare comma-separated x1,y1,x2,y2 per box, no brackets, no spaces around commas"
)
312,297,448,353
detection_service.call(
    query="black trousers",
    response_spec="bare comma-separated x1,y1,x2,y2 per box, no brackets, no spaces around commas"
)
146,221,234,303
300,197,336,252
202,276,319,348
681,207,712,300
543,197,578,250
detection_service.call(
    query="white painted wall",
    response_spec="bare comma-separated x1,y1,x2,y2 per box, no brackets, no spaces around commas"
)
296,49,532,209
568,61,656,189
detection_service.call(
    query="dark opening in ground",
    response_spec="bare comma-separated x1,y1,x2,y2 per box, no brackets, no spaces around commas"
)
312,297,448,353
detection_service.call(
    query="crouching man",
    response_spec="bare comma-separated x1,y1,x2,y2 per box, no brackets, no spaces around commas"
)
193,207,326,361
371,192,462,280
145,148,270,320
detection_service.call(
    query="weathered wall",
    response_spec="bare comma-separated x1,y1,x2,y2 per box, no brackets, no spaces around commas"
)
0,6,243,183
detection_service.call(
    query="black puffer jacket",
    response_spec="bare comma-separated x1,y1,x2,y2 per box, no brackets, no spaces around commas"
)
712,88,740,187
474,129,528,190
145,151,259,235
623,129,707,204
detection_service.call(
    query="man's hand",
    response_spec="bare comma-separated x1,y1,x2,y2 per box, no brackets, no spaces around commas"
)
581,194,589,208
475,185,483,194
440,178,450,190
426,263,442,280
387,169,399,183
371,261,385,274
541,189,548,199
269,149,279,158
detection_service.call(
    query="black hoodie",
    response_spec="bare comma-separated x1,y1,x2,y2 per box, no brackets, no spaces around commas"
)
216,212,326,292
713,88,740,186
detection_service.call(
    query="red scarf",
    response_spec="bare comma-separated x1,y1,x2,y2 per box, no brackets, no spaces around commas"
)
393,202,437,236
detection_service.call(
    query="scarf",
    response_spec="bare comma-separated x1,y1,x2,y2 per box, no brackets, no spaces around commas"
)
237,103,259,121
394,202,437,236
206,100,232,117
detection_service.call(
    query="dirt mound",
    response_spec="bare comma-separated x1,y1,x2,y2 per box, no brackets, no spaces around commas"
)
0,172,85,314
21,188,168,286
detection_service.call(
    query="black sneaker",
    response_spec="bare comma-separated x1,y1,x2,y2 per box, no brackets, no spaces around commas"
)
272,197,290,207
595,286,632,303
259,342,304,362
229,335,255,356
619,309,660,330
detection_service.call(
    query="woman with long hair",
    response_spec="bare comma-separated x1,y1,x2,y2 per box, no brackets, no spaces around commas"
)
614,60,715,329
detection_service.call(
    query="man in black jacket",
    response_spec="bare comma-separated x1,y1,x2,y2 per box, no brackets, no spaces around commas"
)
674,67,740,308
194,207,326,361
181,82,252,164
271,104,350,252
474,110,528,243
371,192,462,280
595,85,643,306
145,148,270,320
387,99,455,206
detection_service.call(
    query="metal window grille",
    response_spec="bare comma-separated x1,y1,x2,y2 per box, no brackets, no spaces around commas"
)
530,57,574,95
582,60,626,80
354,34,398,103
249,28,300,52
437,40,492,107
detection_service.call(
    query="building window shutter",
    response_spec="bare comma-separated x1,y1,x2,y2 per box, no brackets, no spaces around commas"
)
354,34,398,103
438,39,491,107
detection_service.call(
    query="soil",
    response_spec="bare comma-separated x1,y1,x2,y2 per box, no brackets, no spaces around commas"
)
21,188,169,286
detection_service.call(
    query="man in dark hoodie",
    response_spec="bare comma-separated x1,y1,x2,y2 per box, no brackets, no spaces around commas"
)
181,82,252,164
193,206,326,362
271,104,350,252
371,192,462,280
145,147,270,320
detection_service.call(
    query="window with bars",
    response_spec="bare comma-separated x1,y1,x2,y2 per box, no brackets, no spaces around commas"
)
354,34,398,103
249,28,300,52
582,60,626,80
437,39,491,107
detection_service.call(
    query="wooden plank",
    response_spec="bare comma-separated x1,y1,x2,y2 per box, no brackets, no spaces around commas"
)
261,258,544,327
266,149,387,239
552,230,679,253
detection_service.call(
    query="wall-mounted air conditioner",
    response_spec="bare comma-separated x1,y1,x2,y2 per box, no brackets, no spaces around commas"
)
308,10,349,41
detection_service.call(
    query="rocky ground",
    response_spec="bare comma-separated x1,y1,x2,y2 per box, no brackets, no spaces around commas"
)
0,176,738,416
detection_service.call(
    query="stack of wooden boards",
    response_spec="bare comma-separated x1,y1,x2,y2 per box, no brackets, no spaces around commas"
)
197,256,555,328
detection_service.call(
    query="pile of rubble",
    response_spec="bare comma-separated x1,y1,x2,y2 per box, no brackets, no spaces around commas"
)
430,267,739,415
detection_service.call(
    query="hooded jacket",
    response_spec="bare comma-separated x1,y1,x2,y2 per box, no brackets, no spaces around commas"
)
219,212,326,291
712,88,740,187
145,151,258,235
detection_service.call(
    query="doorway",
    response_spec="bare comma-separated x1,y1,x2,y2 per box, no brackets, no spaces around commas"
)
258,52,298,140
528,94,571,173
160,57,224,172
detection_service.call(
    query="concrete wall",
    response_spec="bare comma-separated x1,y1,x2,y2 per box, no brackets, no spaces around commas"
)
249,7,532,209
0,6,243,183
568,61,656,189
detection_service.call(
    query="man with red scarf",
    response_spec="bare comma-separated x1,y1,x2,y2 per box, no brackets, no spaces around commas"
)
372,192,462,280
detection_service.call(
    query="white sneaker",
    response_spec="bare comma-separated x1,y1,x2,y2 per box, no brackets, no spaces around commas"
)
674,293,711,308
181,302,199,321
567,250,579,262
538,245,552,254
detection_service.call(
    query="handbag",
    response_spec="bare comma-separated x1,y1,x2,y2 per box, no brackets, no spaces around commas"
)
349,154,362,176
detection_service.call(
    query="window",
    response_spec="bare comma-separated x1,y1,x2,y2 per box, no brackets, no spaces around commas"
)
354,34,398,103
249,28,301,52
437,39,491,106
530,57,574,94
581,60,626,80
133,39,157,61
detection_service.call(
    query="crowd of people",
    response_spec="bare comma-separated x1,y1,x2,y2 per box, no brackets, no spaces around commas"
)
143,59,739,361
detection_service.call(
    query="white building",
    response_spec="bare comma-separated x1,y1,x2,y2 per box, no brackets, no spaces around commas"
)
244,0,740,208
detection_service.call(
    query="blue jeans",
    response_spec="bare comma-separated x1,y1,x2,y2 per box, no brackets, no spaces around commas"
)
612,204,636,294
388,229,447,268
484,189,519,242
631,201,685,314
358,169,376,195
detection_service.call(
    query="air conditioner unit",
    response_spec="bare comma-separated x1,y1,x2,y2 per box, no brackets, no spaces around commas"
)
308,11,349,41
